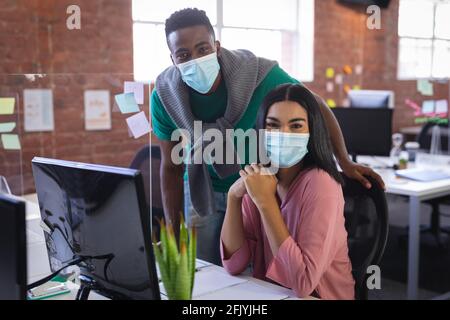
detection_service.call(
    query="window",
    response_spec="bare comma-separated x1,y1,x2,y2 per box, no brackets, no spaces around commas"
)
398,0,450,79
132,0,315,82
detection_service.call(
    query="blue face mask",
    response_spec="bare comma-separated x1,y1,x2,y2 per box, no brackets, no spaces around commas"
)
264,131,310,168
176,52,220,94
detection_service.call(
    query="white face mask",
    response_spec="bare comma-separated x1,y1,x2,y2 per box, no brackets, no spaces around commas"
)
264,131,310,168
176,52,220,94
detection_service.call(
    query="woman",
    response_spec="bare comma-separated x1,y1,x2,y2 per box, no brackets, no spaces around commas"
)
220,84,355,299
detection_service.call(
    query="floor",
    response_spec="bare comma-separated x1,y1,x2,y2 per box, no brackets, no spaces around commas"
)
368,194,450,300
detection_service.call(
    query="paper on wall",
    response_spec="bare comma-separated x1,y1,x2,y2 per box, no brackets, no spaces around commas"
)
126,111,151,139
84,90,112,131
23,89,54,132
124,81,144,105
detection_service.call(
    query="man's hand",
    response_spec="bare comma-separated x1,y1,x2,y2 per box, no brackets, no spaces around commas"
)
340,160,385,190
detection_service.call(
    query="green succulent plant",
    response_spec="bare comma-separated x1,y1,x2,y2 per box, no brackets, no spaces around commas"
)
152,216,196,300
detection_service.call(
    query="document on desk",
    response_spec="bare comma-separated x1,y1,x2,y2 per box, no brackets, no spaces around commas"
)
194,281,290,300
395,168,450,182
159,268,247,297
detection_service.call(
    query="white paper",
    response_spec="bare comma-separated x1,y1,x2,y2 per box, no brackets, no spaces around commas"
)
124,81,144,105
435,99,448,114
192,268,248,298
84,90,111,131
126,111,151,139
194,281,290,300
24,89,54,132
326,81,334,93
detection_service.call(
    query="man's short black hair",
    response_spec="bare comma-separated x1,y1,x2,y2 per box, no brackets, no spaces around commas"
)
165,8,215,40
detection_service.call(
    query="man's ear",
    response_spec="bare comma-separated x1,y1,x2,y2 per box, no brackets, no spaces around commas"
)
215,40,221,57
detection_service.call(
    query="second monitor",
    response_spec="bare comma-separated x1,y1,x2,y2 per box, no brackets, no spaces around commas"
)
331,107,393,161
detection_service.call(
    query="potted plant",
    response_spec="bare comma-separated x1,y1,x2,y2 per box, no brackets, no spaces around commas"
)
152,217,196,300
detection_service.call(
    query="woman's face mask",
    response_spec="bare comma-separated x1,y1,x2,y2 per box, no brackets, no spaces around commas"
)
176,52,220,94
264,131,310,168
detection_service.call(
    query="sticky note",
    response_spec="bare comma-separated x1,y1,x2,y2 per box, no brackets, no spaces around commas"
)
355,64,363,75
126,111,151,139
435,100,448,114
326,68,335,79
114,93,140,114
335,74,343,85
326,99,337,108
344,84,351,93
422,100,435,115
0,98,15,115
352,85,361,90
326,82,334,93
0,122,16,133
124,81,144,105
1,134,21,150
417,79,433,96
343,65,353,75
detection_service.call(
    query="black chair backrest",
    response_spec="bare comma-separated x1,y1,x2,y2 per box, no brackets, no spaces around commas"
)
341,174,389,300
130,145,164,232
416,122,449,152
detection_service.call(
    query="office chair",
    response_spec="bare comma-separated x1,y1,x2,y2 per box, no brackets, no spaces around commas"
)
342,174,389,300
415,122,450,247
130,144,165,238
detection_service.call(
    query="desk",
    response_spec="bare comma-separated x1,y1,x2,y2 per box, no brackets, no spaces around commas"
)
358,156,450,300
23,194,307,301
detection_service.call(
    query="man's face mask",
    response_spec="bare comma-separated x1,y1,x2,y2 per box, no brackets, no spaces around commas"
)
176,52,220,94
264,131,310,168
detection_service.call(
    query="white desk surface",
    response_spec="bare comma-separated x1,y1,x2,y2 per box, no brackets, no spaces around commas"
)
357,156,450,199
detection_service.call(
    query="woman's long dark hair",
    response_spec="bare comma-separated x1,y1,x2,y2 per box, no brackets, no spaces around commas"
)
256,84,343,185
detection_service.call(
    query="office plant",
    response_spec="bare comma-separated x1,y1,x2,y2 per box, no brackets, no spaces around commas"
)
152,216,196,300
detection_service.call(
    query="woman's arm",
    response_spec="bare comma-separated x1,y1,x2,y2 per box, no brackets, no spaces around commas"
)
243,166,345,298
221,194,246,259
220,176,253,274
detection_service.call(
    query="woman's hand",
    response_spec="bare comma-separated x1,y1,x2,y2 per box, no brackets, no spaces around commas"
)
228,176,247,199
240,164,278,209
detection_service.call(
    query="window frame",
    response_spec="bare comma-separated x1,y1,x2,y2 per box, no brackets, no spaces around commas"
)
397,0,450,80
132,0,315,82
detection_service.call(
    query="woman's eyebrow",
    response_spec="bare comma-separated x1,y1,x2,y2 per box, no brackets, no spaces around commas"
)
289,118,306,123
266,117,280,122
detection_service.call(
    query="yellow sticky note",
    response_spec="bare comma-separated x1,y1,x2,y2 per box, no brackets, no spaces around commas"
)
1,134,21,150
0,122,16,133
0,98,15,115
326,68,335,79
353,85,361,90
326,99,337,108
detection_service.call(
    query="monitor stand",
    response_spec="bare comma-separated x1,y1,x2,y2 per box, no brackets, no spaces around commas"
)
75,275,99,300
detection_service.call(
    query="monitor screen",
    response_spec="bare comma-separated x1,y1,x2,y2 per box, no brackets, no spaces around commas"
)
348,90,393,109
332,107,393,157
31,157,160,300
0,194,27,300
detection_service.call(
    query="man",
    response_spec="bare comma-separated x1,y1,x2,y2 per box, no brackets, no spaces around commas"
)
151,8,384,265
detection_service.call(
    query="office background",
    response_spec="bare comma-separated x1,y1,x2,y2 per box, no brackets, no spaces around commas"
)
0,0,450,299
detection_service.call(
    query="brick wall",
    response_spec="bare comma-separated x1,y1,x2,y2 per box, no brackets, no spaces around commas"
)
0,0,449,194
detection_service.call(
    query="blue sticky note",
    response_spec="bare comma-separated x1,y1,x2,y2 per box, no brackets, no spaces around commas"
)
114,93,140,114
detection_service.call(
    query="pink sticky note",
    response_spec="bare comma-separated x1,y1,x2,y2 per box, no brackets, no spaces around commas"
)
126,111,151,139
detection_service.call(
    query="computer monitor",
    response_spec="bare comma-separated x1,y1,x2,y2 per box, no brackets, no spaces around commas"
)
348,90,394,109
0,194,27,300
31,157,160,300
332,107,393,160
